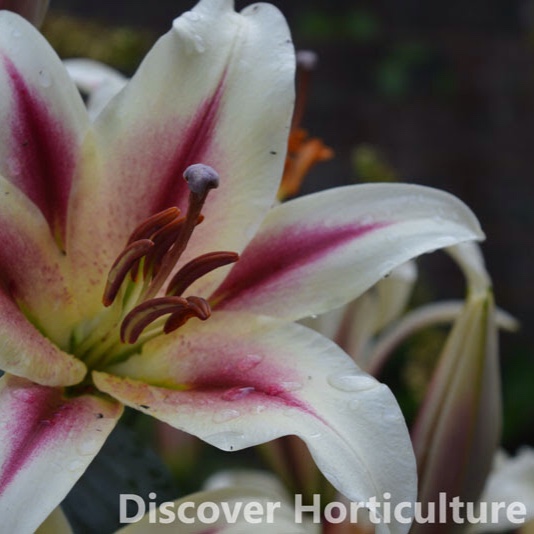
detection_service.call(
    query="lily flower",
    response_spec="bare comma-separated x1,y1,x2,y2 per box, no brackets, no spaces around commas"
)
0,0,485,531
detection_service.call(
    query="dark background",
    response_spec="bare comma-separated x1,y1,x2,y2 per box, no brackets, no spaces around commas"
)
45,0,533,448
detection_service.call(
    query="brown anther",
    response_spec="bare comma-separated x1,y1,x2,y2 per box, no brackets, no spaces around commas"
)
164,296,211,334
166,251,239,297
103,239,154,307
120,296,190,344
127,207,181,245
142,216,186,278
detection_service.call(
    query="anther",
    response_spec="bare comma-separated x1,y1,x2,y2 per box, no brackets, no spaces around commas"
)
127,207,181,245
166,251,239,297
103,239,154,306
120,296,190,344
164,296,211,334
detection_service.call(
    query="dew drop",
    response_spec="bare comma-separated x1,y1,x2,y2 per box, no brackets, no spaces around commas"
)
327,372,377,393
221,386,255,401
204,430,245,451
77,438,101,456
308,431,322,439
382,407,401,423
236,354,263,372
280,381,303,392
213,409,241,423
183,11,202,22
11,30,21,39
192,34,205,53
68,459,85,472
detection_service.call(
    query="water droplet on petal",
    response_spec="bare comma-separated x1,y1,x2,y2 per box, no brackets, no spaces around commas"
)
308,431,322,439
193,34,205,53
236,354,263,372
213,409,241,423
77,438,101,456
280,381,303,392
327,372,378,393
204,430,245,451
11,30,21,39
382,406,401,423
68,459,85,472
221,386,255,401
183,11,202,22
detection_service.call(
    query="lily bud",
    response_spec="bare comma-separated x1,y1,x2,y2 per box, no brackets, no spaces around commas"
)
411,242,501,534
0,0,49,26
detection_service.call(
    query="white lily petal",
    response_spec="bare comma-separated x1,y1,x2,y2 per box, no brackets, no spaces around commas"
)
0,10,89,246
0,375,122,533
466,448,534,533
211,183,483,321
68,0,295,316
63,58,127,119
94,312,416,534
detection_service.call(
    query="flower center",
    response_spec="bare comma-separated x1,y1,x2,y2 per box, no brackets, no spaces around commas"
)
72,164,238,370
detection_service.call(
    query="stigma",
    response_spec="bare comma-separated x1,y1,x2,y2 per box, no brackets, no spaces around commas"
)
102,164,238,344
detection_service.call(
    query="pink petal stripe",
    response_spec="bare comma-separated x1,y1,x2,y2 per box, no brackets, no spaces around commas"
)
2,55,76,247
0,375,122,533
147,76,225,216
211,221,386,310
0,379,95,493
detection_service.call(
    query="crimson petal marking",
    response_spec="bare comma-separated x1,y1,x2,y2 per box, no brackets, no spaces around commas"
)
0,375,122,533
211,222,386,309
1,55,77,247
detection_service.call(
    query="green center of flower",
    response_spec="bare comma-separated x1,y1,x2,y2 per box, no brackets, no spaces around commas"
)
71,164,238,370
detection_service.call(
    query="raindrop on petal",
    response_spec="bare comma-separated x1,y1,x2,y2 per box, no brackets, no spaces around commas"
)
221,386,255,401
68,459,85,472
204,430,245,451
327,372,378,393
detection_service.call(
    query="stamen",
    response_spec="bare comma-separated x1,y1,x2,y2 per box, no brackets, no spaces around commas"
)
127,207,181,245
166,251,239,297
103,239,154,306
120,296,190,344
164,296,211,334
98,163,233,350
